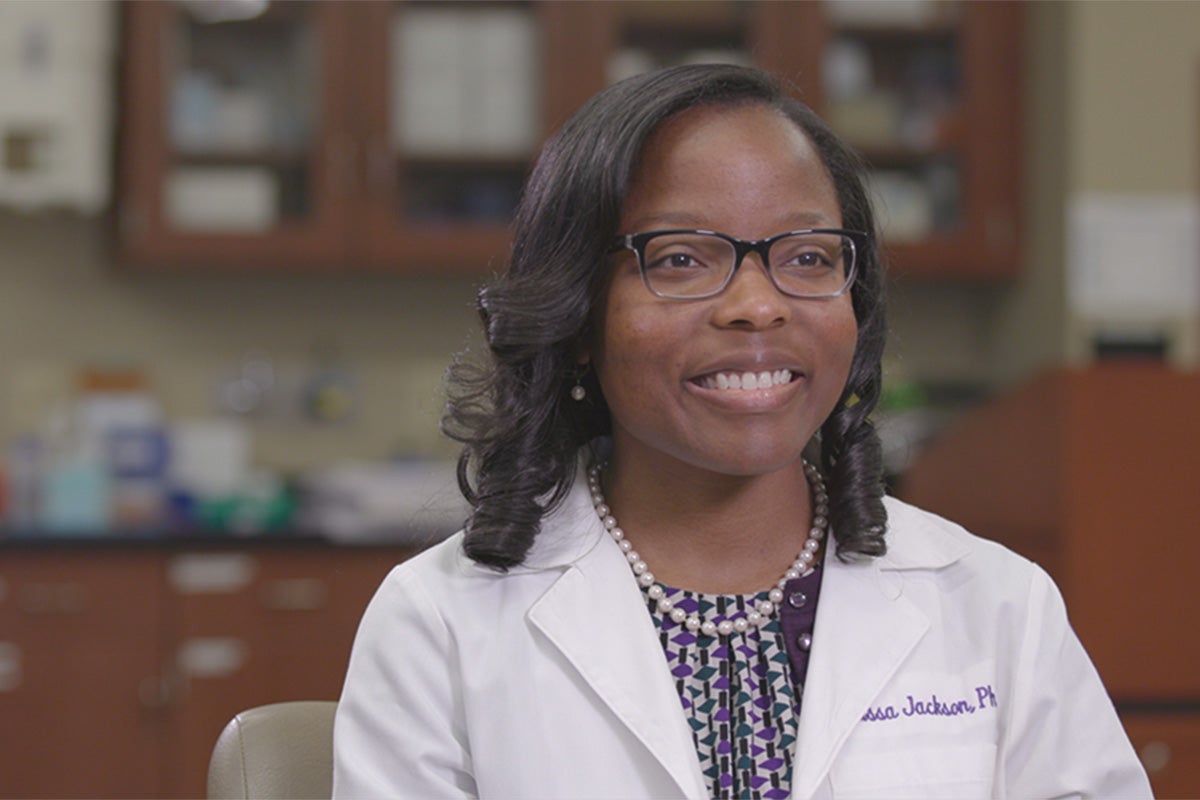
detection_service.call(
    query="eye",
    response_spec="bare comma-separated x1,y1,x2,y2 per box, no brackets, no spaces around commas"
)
772,235,841,273
642,234,725,271
647,250,708,270
782,250,831,269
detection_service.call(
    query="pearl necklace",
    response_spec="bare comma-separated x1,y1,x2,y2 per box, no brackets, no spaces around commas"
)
587,461,829,638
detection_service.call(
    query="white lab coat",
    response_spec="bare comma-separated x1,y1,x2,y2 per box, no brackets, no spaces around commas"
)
333,469,1151,799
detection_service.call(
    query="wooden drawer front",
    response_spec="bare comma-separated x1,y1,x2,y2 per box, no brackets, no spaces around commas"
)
0,551,162,637
255,549,408,699
1122,712,1200,799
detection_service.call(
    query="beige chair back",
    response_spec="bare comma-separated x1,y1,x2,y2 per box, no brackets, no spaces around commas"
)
208,700,337,800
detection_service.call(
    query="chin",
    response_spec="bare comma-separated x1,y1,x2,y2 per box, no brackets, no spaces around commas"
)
678,439,811,478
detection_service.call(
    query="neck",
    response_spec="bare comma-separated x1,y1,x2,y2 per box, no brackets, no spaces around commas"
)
599,452,817,593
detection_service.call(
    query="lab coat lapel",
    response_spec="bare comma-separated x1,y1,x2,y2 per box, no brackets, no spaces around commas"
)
789,555,930,800
528,535,708,800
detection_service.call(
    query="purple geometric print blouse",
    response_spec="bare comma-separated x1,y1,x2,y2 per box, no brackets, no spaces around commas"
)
646,565,824,800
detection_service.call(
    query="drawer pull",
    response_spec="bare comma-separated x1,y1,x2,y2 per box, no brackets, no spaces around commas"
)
178,637,248,679
1139,740,1171,774
169,554,256,594
138,674,172,709
262,578,328,611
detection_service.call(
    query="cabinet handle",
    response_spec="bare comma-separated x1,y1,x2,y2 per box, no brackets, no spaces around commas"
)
1139,740,1171,774
178,637,248,679
366,138,392,199
261,578,328,611
329,135,358,196
137,674,173,710
17,583,89,614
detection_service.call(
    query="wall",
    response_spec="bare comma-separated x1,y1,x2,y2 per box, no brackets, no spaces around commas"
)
1061,0,1200,364
0,211,480,472
3,2,1197,474
1070,1,1200,195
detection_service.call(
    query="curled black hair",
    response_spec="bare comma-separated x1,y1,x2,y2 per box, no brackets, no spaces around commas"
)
442,64,888,569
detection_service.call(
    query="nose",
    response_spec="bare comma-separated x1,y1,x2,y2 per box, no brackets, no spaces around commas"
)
710,254,790,330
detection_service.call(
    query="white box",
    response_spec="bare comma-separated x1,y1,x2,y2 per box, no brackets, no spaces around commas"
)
165,167,278,233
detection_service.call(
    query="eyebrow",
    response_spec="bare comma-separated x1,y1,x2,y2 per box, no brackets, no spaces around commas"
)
626,210,840,231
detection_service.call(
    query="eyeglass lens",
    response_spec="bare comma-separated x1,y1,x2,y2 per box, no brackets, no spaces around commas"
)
640,232,852,298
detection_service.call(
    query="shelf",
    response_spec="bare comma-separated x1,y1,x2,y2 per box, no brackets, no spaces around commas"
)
170,149,310,168
833,21,958,42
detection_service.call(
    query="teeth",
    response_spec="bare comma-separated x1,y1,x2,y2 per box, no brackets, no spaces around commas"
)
700,369,793,391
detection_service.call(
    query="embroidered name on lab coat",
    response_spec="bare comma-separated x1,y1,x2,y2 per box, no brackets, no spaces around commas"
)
861,685,997,723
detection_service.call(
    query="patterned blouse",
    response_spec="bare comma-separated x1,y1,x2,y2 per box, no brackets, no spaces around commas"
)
645,565,824,799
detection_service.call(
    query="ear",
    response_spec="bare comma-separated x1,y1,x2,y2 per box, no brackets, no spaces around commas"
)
572,335,592,368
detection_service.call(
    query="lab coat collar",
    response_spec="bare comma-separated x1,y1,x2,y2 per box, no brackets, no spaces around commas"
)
527,513,710,799
875,496,972,572
788,541,931,798
785,498,969,797
503,459,608,573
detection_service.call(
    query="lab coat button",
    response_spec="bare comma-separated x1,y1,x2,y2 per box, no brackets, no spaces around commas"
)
788,591,808,608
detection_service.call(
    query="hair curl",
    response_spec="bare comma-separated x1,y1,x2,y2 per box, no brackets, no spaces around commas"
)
442,64,888,569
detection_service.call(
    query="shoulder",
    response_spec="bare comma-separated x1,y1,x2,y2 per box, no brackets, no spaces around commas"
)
881,496,1034,568
366,526,578,631
877,495,1056,603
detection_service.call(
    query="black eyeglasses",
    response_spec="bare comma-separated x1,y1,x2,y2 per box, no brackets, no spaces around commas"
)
610,228,866,300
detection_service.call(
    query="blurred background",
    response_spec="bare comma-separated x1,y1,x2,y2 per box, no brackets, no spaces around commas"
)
0,1,1197,797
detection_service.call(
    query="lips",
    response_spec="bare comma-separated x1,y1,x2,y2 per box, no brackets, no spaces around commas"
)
694,369,795,391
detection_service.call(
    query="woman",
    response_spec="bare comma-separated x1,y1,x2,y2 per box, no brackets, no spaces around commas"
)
333,65,1150,799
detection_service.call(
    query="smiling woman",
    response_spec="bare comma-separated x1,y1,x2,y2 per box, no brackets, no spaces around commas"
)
332,65,1151,800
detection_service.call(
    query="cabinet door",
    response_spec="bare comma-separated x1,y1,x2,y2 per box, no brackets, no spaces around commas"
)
821,0,1023,277
162,546,410,799
119,1,355,268
352,1,551,269
0,551,167,799
163,550,262,798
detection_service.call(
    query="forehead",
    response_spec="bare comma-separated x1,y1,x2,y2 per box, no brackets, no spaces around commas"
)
621,103,841,234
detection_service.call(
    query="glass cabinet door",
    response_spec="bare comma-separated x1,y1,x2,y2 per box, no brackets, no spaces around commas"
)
356,0,543,269
121,1,352,267
819,0,1022,276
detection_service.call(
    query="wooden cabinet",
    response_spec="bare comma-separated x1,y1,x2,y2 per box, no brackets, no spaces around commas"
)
0,551,167,799
116,1,1022,278
0,542,413,799
898,364,1200,796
